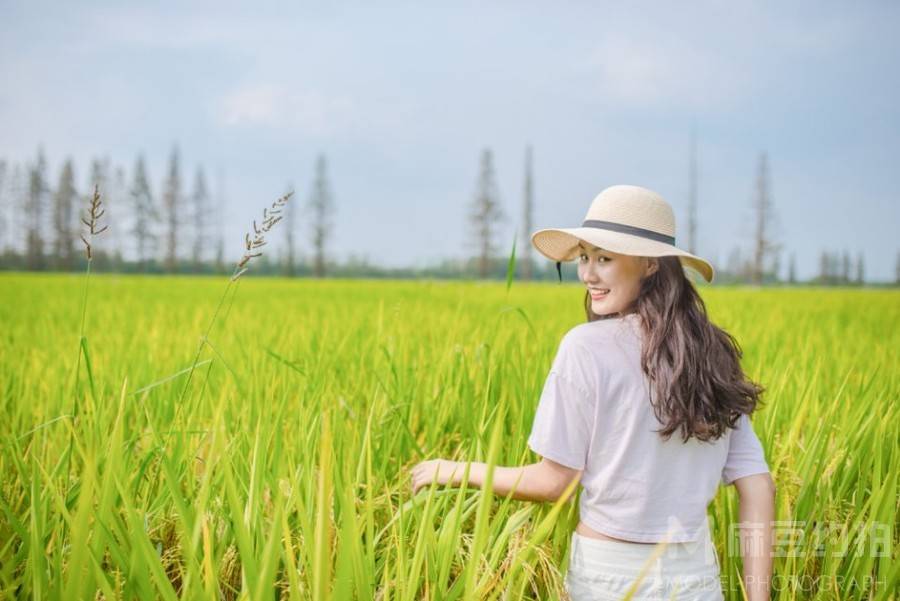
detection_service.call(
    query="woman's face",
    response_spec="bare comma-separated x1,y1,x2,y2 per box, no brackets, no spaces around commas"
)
576,242,658,316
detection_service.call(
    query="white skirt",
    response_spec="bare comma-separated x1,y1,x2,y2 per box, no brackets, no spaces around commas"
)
564,531,725,601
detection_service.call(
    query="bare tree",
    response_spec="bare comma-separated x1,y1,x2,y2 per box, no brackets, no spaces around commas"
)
284,181,297,277
130,155,157,272
25,148,48,270
215,167,225,274
818,250,829,285
896,251,900,286
87,159,108,203
191,166,210,271
521,145,534,280
0,160,7,252
726,245,750,282
52,159,78,271
788,253,797,284
840,250,851,285
109,164,127,267
468,148,504,279
855,252,864,285
751,151,779,285
7,164,25,256
162,145,182,273
687,125,698,255
818,250,846,286
307,154,335,278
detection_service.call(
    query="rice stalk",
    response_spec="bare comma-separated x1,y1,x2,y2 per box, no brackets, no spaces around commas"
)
62,183,109,540
171,190,293,428
1,272,897,599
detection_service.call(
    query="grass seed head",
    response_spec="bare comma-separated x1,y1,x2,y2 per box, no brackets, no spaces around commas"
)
80,184,108,260
232,190,293,281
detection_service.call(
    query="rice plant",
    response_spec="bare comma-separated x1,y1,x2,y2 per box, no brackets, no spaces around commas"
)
0,268,897,599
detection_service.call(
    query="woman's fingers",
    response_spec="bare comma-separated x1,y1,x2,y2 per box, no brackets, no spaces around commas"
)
411,468,431,494
409,459,440,495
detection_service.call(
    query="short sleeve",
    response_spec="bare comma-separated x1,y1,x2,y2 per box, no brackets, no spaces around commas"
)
527,369,595,471
527,329,598,471
721,413,770,485
528,330,595,470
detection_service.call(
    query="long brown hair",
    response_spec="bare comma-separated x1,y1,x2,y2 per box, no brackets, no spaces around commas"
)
583,256,763,443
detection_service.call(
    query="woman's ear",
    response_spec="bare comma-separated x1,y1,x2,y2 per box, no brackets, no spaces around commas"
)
645,258,659,277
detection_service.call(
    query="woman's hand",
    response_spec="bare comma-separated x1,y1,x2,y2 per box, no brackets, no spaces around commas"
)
410,459,461,495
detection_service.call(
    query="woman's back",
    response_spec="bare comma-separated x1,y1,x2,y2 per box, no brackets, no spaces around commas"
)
527,313,770,543
413,185,776,600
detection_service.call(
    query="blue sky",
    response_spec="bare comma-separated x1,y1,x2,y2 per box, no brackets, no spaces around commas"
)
1,0,898,280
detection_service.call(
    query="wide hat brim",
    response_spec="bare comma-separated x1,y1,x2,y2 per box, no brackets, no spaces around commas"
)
531,227,715,283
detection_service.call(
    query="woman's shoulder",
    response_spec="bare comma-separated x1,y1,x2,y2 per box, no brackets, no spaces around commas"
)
563,314,641,346
555,316,641,368
550,319,639,394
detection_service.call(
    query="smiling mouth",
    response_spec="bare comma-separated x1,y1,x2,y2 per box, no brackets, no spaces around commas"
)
589,288,610,299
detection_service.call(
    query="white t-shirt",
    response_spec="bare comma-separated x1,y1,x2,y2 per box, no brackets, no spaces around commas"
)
527,312,771,543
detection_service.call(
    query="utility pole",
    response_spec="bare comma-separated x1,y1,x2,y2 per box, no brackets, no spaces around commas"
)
687,125,698,256
468,148,504,279
751,151,778,286
521,145,534,280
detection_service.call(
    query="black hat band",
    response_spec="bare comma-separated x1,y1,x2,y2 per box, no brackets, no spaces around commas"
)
554,221,675,283
581,220,675,245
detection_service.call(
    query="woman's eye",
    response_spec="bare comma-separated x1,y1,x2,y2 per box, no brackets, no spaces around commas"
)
578,250,611,263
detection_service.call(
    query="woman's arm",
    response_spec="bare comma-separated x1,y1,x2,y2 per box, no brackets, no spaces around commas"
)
733,472,776,601
410,457,582,503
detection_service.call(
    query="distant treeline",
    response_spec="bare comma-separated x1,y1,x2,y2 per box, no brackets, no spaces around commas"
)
0,248,569,281
0,145,896,285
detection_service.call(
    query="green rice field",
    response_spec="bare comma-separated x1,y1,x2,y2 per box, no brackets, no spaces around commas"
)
0,273,897,600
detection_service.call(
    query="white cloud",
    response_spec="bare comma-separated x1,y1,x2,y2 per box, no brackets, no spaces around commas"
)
217,84,357,136
85,6,279,52
220,84,281,125
579,6,868,114
583,31,750,111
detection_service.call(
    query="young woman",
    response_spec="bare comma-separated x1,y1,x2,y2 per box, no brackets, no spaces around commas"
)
410,185,776,600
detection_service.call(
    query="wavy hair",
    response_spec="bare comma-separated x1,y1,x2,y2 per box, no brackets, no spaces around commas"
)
583,256,764,443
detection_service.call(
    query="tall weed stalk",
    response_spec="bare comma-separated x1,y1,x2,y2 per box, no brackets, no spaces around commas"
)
171,191,292,428
63,184,107,493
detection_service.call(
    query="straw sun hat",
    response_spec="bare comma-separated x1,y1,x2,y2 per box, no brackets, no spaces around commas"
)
531,184,715,283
